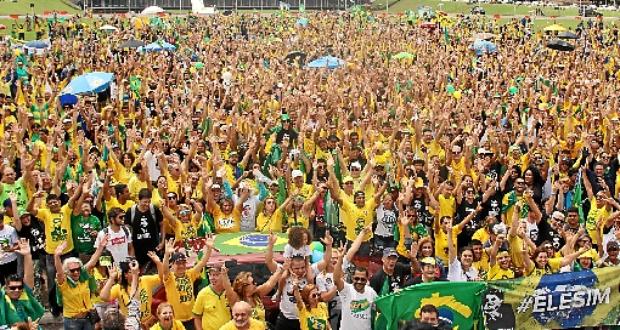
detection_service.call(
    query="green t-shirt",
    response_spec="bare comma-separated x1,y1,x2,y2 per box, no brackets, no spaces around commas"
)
71,214,102,254
0,178,29,215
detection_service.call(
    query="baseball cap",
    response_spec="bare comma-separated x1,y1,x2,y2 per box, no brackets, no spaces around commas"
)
420,257,436,266
414,177,424,189
292,170,303,178
343,176,354,183
350,162,362,170
170,252,187,263
383,248,398,258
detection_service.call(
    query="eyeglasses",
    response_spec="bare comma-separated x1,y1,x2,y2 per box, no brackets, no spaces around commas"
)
7,285,23,291
344,182,354,185
353,277,367,282
466,190,474,194
167,195,177,200
179,210,191,216
68,267,81,274
310,293,319,298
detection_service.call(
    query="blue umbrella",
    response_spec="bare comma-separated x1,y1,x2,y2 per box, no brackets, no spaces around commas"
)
61,72,114,95
59,94,78,107
471,39,498,56
24,40,50,49
306,56,345,69
138,40,176,52
296,17,309,27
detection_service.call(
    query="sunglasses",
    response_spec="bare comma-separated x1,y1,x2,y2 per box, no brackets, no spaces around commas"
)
7,285,23,291
167,195,177,200
69,267,81,274
179,210,191,216
353,277,367,282
311,293,319,298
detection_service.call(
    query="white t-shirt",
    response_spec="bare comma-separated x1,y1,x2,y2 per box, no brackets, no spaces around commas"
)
279,263,319,319
283,244,311,258
339,283,376,330
375,205,397,237
447,259,479,282
95,226,132,263
0,225,18,265
316,272,341,311
235,194,259,232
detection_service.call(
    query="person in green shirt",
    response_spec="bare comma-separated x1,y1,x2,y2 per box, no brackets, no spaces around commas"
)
3,238,45,328
71,179,103,260
0,162,34,216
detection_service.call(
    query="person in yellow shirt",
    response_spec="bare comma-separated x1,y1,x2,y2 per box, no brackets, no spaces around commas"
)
53,239,106,328
204,180,248,233
523,246,587,277
220,301,266,330
150,303,186,330
192,265,236,330
105,183,136,212
434,206,480,265
100,252,163,325
256,196,292,232
293,282,330,330
162,202,201,242
160,236,214,328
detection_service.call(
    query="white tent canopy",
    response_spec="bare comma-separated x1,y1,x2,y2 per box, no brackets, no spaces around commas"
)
141,6,165,15
99,24,118,31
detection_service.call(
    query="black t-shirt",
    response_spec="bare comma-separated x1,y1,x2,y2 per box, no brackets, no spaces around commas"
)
275,128,298,144
369,263,410,295
16,217,45,259
125,205,163,253
536,216,565,248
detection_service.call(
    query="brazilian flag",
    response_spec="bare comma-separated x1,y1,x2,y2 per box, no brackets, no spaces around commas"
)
375,281,486,330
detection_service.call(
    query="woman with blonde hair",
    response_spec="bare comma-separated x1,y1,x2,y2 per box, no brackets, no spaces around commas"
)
229,269,281,323
150,303,185,330
292,282,331,330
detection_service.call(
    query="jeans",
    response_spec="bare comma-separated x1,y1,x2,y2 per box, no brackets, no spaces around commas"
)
63,317,93,330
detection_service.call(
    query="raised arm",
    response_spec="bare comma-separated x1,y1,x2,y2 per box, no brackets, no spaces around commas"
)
265,231,279,273
54,241,68,285
84,234,109,271
333,245,346,292
16,238,34,288
192,234,215,273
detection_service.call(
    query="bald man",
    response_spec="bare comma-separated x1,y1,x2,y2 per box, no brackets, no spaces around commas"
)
219,301,265,330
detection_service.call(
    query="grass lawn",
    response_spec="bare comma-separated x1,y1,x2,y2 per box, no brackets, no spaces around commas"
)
0,0,78,16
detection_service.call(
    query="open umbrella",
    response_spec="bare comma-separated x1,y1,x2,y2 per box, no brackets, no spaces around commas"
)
141,6,165,15
296,17,309,27
546,39,575,52
285,51,307,65
558,31,578,40
138,40,176,52
391,52,415,60
99,25,118,32
119,39,146,49
306,56,345,69
61,72,114,95
471,39,497,56
543,24,567,32
25,40,49,49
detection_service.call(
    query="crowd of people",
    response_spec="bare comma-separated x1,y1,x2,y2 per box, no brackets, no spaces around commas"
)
0,6,620,330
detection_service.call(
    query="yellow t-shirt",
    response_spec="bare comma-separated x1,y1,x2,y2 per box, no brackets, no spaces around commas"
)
438,194,456,219
37,205,74,254
149,320,186,330
220,318,265,330
486,264,515,280
110,274,161,321
299,302,329,330
341,198,377,242
57,278,93,318
508,234,526,269
434,227,461,265
526,257,561,277
210,204,242,233
172,219,199,242
164,268,200,322
191,285,231,330
128,176,148,200
289,183,315,200
256,208,284,233
107,197,135,212
586,198,609,245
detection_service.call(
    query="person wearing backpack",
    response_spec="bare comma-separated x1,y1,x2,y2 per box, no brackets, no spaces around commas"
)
95,207,134,263
125,189,164,269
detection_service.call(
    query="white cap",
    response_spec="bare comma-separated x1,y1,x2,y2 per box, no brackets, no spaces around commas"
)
292,170,303,178
351,161,362,169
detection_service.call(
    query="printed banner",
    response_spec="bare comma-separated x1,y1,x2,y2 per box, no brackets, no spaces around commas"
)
375,281,486,330
214,232,288,255
482,268,620,330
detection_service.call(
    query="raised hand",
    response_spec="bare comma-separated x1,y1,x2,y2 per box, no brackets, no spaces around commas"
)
147,251,161,263
16,238,31,256
54,241,67,256
320,230,333,246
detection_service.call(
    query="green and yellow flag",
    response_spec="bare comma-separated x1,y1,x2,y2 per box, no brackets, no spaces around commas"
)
375,281,486,330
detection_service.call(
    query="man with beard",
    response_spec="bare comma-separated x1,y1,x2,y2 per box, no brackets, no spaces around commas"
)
333,244,377,330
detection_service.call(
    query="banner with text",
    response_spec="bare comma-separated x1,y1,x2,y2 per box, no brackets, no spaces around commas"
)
482,268,620,330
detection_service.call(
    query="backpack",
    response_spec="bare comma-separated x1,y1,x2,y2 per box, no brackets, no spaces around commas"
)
103,225,131,240
127,204,160,240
